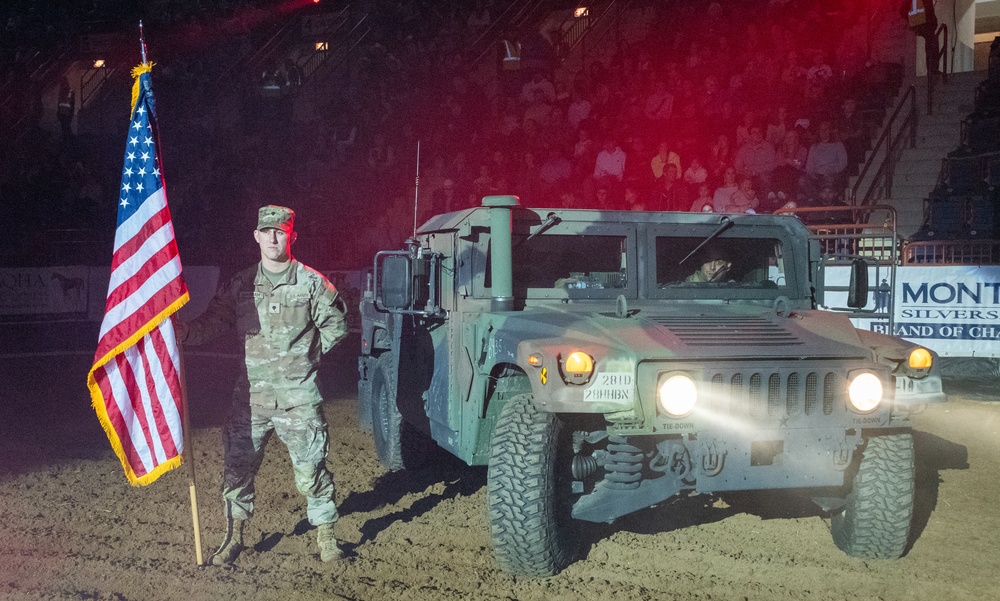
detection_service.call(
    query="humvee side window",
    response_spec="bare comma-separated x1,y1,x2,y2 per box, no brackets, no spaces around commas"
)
512,234,627,290
655,237,786,290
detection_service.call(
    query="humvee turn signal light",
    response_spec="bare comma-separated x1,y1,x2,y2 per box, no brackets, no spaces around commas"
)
908,347,933,369
561,351,594,382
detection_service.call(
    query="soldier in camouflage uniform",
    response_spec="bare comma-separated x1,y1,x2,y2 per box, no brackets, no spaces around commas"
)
177,205,348,565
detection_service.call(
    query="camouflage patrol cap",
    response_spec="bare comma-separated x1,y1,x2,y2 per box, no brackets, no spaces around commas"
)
257,205,295,231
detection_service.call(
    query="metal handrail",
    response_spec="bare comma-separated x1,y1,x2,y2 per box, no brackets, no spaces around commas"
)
558,1,619,63
850,85,918,207
300,15,371,95
902,239,1000,264
80,65,112,106
296,11,363,80
939,23,950,85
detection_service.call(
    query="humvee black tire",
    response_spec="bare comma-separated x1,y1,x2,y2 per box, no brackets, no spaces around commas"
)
487,394,577,577
831,433,914,558
371,353,431,471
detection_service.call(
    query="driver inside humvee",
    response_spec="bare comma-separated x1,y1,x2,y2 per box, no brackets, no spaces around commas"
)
686,244,733,283
658,237,784,289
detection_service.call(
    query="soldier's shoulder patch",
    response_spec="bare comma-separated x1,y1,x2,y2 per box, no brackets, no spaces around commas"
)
299,263,337,291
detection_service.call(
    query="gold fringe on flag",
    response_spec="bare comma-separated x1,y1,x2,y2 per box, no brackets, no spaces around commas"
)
129,61,155,113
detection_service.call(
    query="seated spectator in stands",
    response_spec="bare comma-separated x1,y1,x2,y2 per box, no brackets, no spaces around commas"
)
708,134,732,182
431,178,461,214
798,182,850,226
498,97,523,139
521,117,543,155
735,110,757,149
806,49,834,87
513,150,541,201
333,118,357,166
566,84,592,130
713,99,740,141
622,135,650,194
490,149,514,186
539,145,573,194
553,79,571,112
770,129,808,208
766,106,792,148
836,96,868,169
593,137,626,192
780,49,807,97
804,120,848,197
672,101,704,156
644,78,675,131
574,127,597,176
367,133,395,171
683,156,708,186
650,140,682,183
728,174,760,214
520,70,556,105
801,80,836,126
595,184,616,209
472,164,496,200
712,166,739,213
544,106,575,151
558,189,582,208
624,185,645,210
652,163,688,212
734,124,776,198
689,183,715,212
700,74,726,118
523,89,554,129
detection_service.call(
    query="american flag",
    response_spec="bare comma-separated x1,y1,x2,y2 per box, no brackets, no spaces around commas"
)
86,62,189,486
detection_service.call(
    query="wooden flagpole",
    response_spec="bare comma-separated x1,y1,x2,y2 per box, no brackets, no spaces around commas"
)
177,345,205,566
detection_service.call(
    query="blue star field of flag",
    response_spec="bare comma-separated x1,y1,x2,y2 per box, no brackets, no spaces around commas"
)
117,74,163,227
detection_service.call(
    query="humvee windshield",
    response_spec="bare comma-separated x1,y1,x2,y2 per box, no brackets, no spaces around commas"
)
655,236,787,291
511,233,628,290
479,224,793,300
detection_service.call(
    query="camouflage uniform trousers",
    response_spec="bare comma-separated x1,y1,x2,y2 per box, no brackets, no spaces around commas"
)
220,400,339,526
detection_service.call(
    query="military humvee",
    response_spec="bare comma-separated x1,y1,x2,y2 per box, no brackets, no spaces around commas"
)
357,196,945,577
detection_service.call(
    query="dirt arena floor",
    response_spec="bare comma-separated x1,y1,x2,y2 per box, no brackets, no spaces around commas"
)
1,328,997,601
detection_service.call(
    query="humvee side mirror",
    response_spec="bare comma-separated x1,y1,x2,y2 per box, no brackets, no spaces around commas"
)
846,258,869,308
380,255,411,310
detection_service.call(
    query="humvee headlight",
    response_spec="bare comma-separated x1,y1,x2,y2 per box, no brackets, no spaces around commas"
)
658,374,697,417
848,372,882,413
560,351,594,384
908,347,933,370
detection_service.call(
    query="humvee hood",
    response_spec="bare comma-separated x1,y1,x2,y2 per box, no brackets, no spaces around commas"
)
502,304,871,361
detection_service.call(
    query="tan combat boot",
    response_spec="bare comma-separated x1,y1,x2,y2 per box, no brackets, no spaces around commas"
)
209,518,245,566
316,522,343,562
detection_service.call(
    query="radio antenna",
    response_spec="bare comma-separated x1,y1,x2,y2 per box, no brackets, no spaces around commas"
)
411,140,421,240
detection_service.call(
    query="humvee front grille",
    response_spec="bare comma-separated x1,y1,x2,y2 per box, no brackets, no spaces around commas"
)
706,368,844,418
650,316,802,347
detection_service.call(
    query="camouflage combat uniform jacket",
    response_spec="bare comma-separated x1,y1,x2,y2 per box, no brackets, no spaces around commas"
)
185,260,348,409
